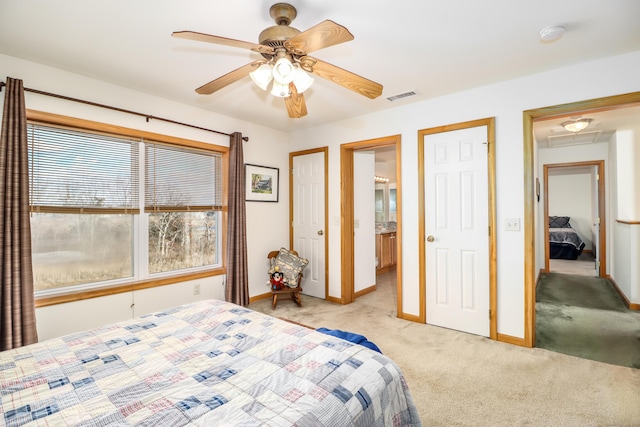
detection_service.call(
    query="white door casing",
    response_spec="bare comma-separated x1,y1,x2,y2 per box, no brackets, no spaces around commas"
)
591,166,600,273
424,126,490,337
353,151,376,294
292,152,326,299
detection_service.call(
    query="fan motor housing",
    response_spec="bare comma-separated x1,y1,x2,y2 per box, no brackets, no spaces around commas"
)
258,25,301,47
258,3,301,60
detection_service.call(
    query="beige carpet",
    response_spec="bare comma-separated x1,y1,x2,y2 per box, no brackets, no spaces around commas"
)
549,252,597,276
249,272,640,427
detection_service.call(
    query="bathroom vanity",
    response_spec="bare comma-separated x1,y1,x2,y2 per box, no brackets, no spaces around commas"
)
375,222,397,273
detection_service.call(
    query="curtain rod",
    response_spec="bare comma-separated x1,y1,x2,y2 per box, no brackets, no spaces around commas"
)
0,81,249,142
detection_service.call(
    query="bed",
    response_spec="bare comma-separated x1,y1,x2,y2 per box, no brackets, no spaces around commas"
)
548,215,586,260
0,299,421,426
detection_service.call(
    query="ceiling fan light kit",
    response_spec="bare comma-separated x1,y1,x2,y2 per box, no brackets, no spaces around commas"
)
270,81,291,98
292,67,314,92
272,57,296,84
172,2,383,118
249,63,273,90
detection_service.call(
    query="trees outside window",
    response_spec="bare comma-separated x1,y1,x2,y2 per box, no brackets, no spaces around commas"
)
28,121,224,295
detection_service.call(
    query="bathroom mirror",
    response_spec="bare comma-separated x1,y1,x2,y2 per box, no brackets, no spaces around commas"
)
375,183,397,222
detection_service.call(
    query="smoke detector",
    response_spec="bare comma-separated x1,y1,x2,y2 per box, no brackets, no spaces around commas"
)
539,25,565,42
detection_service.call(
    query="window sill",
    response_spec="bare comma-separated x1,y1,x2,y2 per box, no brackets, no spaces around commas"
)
35,267,226,308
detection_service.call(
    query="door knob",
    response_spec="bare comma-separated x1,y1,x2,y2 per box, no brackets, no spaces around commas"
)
426,235,435,242
317,230,324,236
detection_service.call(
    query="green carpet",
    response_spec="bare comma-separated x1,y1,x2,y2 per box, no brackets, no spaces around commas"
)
536,272,640,369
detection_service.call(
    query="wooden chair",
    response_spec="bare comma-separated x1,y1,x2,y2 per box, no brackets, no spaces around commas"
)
268,250,303,309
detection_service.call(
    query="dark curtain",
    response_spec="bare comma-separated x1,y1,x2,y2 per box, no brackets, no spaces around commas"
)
225,132,249,306
0,77,38,350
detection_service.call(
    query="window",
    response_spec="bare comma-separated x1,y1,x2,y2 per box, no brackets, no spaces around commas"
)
145,143,222,274
28,118,225,296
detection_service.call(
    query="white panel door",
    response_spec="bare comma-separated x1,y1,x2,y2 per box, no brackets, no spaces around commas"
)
424,126,490,337
293,152,326,299
353,151,376,294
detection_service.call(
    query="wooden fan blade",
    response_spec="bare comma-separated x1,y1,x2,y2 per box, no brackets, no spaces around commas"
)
195,61,262,95
285,20,354,55
172,31,274,54
284,83,308,118
306,57,383,99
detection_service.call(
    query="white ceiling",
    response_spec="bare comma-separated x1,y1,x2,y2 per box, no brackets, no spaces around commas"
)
1,0,639,133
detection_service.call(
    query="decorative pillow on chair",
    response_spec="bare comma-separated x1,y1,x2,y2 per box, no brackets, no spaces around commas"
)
549,216,571,228
275,248,309,288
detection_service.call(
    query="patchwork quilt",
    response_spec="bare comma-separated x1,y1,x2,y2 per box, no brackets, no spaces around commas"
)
0,300,421,426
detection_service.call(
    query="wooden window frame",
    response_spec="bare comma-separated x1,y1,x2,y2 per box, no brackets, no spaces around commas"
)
27,110,229,308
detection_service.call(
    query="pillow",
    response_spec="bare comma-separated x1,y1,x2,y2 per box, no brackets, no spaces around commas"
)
549,216,571,228
274,248,309,288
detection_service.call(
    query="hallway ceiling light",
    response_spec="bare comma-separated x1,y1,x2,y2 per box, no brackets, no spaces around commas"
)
561,117,592,133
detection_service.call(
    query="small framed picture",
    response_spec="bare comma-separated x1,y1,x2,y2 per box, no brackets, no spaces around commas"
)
245,164,279,202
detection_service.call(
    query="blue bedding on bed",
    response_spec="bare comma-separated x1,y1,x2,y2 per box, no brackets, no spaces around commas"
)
316,327,383,354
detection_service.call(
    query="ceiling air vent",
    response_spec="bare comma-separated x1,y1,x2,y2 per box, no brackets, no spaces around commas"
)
386,91,418,102
547,130,603,148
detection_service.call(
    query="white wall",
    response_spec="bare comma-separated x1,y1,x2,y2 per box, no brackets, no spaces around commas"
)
610,124,640,303
615,129,640,220
289,50,640,338
1,53,291,339
4,49,640,341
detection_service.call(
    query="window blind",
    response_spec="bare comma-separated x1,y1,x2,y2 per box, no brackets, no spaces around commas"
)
27,123,140,213
145,143,222,212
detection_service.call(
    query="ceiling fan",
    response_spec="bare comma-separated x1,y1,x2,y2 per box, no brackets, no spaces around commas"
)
172,2,383,118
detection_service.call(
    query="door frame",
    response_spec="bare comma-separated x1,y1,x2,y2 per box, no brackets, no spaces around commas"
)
418,118,497,340
340,135,407,317
289,147,329,299
543,161,606,276
523,91,640,348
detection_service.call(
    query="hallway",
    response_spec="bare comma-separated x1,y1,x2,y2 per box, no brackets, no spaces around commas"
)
535,271,640,368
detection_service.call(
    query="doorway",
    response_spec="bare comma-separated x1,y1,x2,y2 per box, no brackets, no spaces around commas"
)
523,91,640,348
340,135,407,318
543,161,605,277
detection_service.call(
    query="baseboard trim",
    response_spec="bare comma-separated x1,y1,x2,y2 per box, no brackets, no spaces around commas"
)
398,312,421,323
497,333,527,347
353,285,376,299
607,275,640,311
325,296,344,304
249,292,272,304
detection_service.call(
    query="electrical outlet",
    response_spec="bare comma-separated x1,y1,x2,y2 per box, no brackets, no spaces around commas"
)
193,283,201,295
505,218,520,231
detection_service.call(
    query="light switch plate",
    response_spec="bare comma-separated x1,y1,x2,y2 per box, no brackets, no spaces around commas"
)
505,218,520,231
